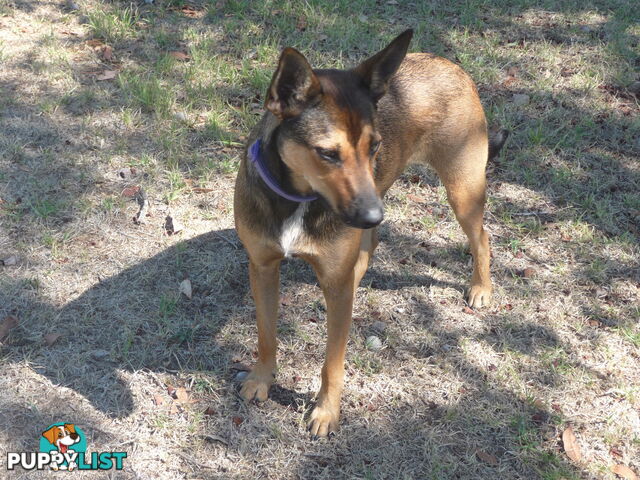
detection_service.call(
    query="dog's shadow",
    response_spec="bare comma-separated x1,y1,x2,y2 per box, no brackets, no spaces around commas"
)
2,226,451,420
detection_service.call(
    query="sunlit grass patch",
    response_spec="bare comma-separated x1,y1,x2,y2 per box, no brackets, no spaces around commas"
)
86,6,138,44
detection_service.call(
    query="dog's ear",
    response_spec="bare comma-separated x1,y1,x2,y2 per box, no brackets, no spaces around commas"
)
354,29,413,103
64,424,76,434
265,47,322,119
42,427,57,445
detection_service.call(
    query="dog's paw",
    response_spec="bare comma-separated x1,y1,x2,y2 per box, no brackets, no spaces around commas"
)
468,284,492,308
239,365,275,403
307,404,340,438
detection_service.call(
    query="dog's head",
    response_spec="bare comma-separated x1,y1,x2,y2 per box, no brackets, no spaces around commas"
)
42,424,80,452
265,30,412,229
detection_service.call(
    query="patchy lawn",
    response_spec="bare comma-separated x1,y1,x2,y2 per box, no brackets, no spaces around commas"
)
0,0,638,478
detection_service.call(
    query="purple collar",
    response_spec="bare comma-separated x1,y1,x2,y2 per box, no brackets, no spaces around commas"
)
248,139,318,203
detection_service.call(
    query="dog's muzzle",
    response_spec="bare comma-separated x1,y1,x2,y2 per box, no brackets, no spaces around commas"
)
343,194,384,229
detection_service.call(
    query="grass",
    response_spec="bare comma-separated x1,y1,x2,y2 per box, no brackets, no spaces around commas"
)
0,0,638,479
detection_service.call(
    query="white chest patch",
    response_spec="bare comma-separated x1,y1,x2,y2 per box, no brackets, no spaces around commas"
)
280,203,308,257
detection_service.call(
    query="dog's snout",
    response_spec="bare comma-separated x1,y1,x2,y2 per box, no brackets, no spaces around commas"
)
358,204,384,228
343,194,384,229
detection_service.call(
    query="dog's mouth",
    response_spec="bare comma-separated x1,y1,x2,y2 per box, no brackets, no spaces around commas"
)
59,443,68,454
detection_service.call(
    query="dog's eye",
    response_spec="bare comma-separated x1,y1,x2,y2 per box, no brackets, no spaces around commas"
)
315,147,340,164
370,140,381,156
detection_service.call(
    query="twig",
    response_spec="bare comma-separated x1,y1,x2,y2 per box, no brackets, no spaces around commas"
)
511,211,554,217
213,231,239,249
175,452,214,470
201,434,228,446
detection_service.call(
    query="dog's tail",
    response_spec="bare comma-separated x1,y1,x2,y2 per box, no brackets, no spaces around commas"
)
488,128,509,161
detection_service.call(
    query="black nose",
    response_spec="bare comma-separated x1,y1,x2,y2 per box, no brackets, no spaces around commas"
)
70,433,79,440
345,201,384,229
358,205,384,228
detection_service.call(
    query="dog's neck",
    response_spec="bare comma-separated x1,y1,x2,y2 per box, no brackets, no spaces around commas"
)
251,115,315,203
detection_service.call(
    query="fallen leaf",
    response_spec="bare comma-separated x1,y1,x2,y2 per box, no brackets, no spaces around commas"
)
1,255,18,266
280,295,292,306
44,333,62,346
102,45,113,61
167,384,177,397
86,39,104,48
121,185,141,198
118,167,138,179
96,70,118,81
164,215,183,235
463,306,475,315
610,446,623,458
0,316,19,342
562,426,581,462
476,449,499,466
203,406,216,415
190,187,213,193
169,402,179,415
174,387,191,403
407,194,426,203
232,416,244,426
133,189,149,225
296,16,307,31
180,279,192,299
153,394,165,406
612,464,638,480
169,51,190,61
522,267,536,278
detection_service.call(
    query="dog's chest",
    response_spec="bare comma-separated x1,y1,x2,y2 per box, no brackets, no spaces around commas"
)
279,203,308,257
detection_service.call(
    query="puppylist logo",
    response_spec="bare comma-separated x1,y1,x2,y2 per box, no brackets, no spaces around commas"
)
6,423,127,471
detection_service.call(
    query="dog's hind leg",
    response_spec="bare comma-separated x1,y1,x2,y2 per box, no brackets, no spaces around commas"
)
433,144,492,308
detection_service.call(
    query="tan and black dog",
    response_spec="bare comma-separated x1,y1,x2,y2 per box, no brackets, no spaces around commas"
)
234,29,508,437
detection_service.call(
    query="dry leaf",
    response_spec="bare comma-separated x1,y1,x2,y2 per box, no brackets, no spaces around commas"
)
2,255,18,266
0,316,19,341
96,70,118,81
44,332,61,346
463,306,475,315
296,16,307,31
86,39,104,48
102,45,113,61
169,51,190,61
612,464,638,480
153,394,165,406
164,215,183,235
121,185,141,198
169,402,179,415
174,387,191,403
407,194,426,203
476,449,498,466
180,279,192,299
190,187,213,193
232,416,244,426
167,385,177,397
562,426,582,462
203,406,216,415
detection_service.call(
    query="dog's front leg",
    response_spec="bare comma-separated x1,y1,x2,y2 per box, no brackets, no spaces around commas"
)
308,268,355,438
240,258,281,402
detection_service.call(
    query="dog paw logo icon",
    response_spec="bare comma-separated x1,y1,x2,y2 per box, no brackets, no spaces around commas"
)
40,423,87,471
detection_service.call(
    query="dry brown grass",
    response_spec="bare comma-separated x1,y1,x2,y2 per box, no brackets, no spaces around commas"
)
0,0,638,479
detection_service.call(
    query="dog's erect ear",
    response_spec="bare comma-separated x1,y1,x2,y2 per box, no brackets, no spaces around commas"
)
265,47,322,119
42,427,57,445
64,424,76,434
354,29,413,103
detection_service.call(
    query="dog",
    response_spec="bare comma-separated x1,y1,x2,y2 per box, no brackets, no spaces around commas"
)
41,423,80,471
234,29,508,437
